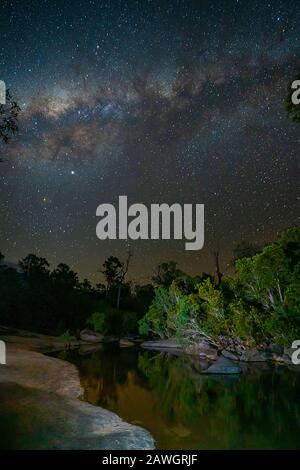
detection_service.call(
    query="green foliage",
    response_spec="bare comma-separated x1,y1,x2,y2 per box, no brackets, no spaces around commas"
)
227,301,269,346
140,227,300,346
1,227,299,346
236,244,291,311
197,277,224,318
59,329,74,345
139,287,171,338
87,311,106,333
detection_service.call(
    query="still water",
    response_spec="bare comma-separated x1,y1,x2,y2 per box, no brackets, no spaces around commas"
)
56,346,300,450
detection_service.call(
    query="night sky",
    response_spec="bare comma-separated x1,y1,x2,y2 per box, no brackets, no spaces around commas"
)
0,0,299,283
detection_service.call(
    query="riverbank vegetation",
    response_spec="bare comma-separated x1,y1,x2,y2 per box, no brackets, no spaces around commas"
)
0,227,299,347
139,227,300,347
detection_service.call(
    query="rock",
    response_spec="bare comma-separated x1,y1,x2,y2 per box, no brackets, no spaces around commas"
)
268,344,284,356
240,348,272,362
0,347,83,397
0,331,80,353
221,349,239,361
125,335,144,344
141,339,182,350
216,336,246,356
273,353,291,364
185,339,218,360
284,347,294,359
80,329,104,343
0,383,154,450
120,339,135,348
0,345,154,450
202,357,242,375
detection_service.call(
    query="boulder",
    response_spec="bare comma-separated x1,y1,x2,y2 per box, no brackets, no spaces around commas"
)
0,346,154,450
221,349,239,361
268,343,284,356
240,348,272,362
80,329,104,343
185,339,218,360
284,347,294,360
202,357,242,375
272,347,294,364
217,335,246,355
273,353,291,364
120,339,135,348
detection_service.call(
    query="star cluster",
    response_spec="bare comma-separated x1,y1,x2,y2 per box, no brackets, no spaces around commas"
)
0,0,299,282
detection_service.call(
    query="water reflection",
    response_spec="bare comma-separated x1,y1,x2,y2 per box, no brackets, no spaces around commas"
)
57,347,300,449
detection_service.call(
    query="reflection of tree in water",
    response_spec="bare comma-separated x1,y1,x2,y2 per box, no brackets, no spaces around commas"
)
62,347,143,407
59,348,300,449
138,352,211,425
138,352,300,449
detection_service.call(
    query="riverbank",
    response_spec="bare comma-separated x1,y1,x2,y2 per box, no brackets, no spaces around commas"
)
0,328,154,450
141,338,297,365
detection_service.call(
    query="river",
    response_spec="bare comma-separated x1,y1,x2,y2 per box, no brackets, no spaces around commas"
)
54,345,300,449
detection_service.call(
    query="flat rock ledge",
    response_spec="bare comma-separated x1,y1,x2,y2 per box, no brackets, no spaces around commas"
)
0,346,154,450
141,339,182,350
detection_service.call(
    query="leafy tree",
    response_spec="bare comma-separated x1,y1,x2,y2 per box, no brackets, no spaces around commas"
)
100,251,132,311
51,263,79,289
59,330,75,348
140,228,300,346
139,280,200,340
236,244,292,311
101,256,125,289
19,254,50,277
278,226,300,269
233,241,262,263
87,311,106,333
197,278,224,318
139,287,171,338
152,261,183,287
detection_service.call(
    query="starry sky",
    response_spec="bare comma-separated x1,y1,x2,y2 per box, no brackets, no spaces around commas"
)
0,0,299,283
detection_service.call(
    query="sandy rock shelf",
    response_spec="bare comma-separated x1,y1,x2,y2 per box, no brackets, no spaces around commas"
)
0,343,154,450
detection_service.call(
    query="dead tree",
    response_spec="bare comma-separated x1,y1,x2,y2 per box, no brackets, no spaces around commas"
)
213,248,223,286
116,249,133,312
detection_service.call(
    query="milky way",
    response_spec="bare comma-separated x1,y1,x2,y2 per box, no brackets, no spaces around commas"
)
0,0,299,283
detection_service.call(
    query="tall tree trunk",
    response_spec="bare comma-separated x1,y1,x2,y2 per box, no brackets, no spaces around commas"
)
117,284,122,312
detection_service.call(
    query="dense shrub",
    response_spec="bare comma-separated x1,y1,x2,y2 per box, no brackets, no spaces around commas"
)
139,228,300,346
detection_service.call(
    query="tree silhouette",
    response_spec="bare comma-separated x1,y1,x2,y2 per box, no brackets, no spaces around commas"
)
152,261,182,288
19,254,50,277
101,250,132,311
